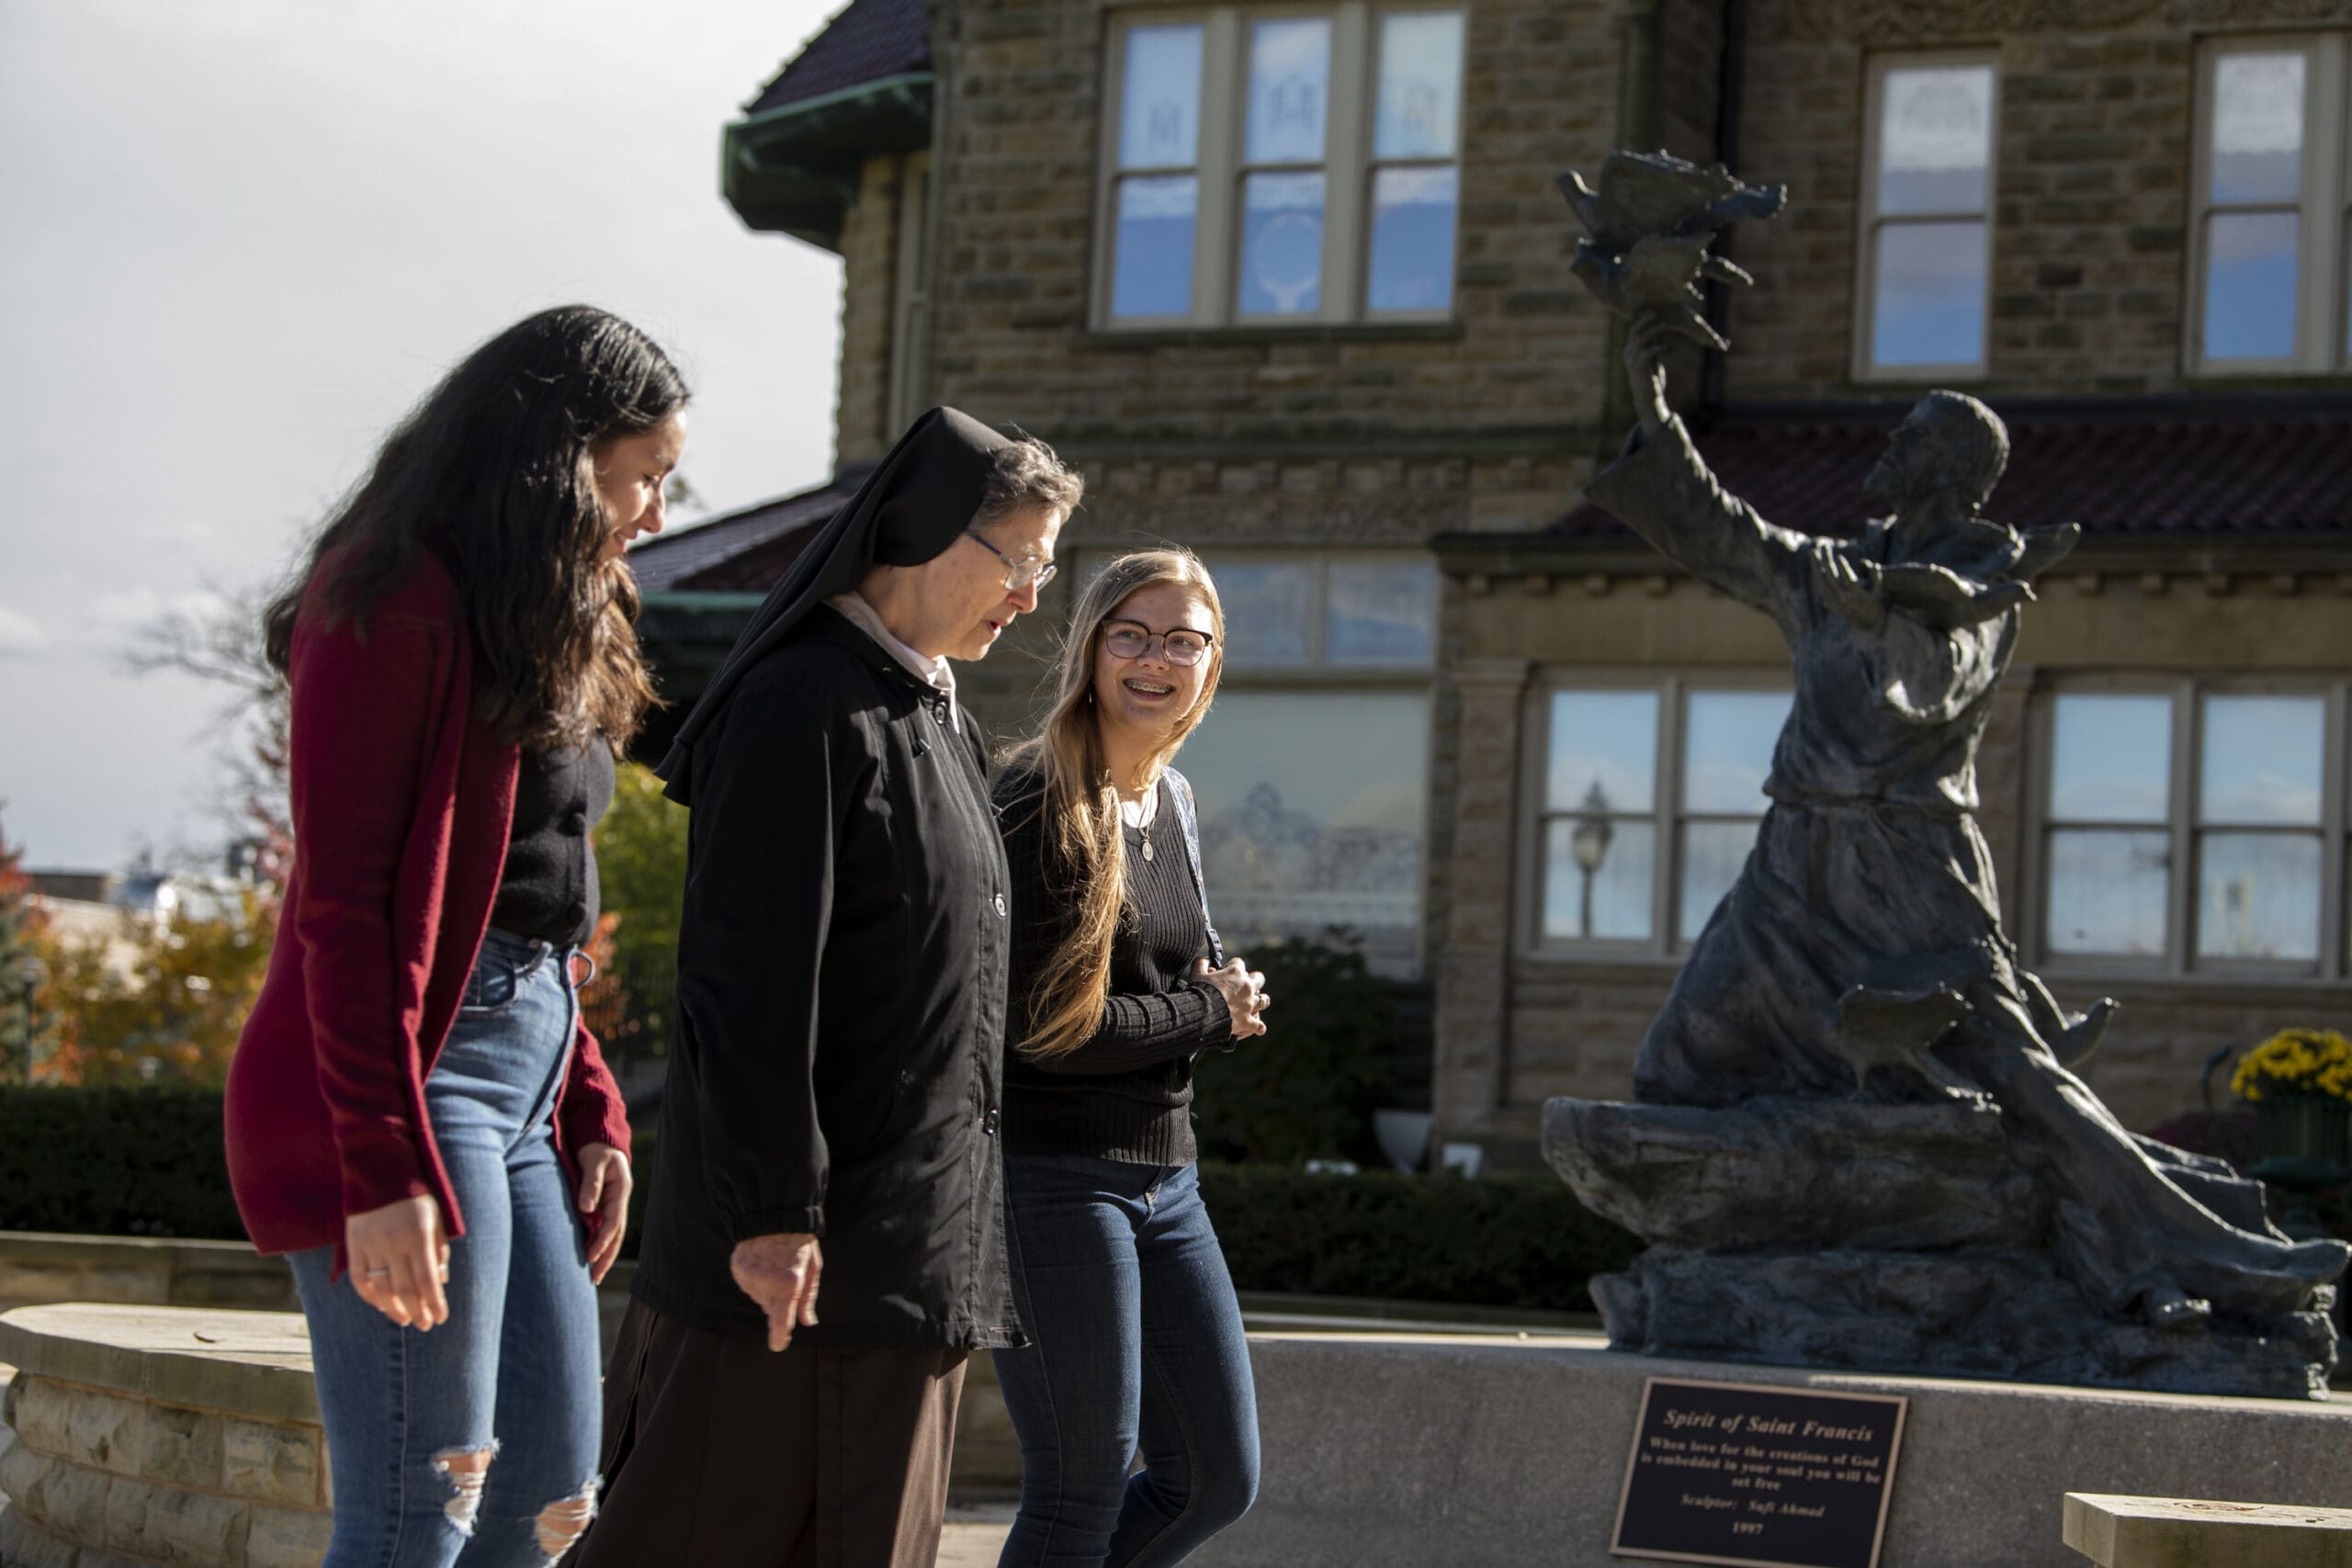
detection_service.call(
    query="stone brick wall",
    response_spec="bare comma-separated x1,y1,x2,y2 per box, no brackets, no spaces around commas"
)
835,152,915,467
1724,0,2352,400
0,1307,332,1568
913,0,1632,469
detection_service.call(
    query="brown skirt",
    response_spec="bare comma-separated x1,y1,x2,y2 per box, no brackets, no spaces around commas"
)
567,1301,968,1568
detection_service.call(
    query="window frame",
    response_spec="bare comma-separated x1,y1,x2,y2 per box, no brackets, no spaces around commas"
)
1520,671,1792,962
2022,676,2350,983
2187,34,2352,376
1092,3,1465,332
1181,548,1440,675
1851,50,2002,384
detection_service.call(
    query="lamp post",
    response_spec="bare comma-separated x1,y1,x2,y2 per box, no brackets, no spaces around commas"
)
1570,780,1614,938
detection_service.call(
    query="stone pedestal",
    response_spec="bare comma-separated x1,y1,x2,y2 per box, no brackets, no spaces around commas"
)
1185,1332,2352,1568
1546,1097,2339,1399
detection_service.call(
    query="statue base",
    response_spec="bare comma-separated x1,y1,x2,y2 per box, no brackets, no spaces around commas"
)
1545,1097,2341,1402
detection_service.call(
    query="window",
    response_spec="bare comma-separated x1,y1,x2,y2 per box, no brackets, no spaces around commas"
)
2037,684,2346,976
2190,38,2351,371
1148,553,1435,973
1532,681,1791,953
1099,6,1465,327
1855,55,1997,378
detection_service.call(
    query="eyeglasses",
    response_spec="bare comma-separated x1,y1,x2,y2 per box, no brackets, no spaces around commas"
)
961,529,1057,592
1102,622,1215,667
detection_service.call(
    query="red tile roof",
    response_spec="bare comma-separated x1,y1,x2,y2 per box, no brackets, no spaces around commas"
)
743,0,930,118
1550,404,2352,540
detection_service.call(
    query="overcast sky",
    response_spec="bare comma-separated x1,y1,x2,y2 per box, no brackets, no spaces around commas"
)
0,0,847,870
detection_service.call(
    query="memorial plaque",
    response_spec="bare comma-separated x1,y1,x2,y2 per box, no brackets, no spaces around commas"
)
1611,1378,1906,1568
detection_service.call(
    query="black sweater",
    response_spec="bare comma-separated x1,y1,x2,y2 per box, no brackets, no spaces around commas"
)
995,771,1234,1167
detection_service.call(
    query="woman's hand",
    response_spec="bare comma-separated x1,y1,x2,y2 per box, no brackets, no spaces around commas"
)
576,1142,633,1284
345,1196,450,1330
1193,956,1271,1039
732,1232,823,1351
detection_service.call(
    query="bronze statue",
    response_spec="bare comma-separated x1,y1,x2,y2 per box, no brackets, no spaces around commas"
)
1546,152,2346,1397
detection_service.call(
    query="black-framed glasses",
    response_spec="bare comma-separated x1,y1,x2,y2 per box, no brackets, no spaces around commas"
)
961,529,1057,592
1102,621,1215,667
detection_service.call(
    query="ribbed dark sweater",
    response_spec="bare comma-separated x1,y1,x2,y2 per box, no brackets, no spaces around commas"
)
995,772,1233,1167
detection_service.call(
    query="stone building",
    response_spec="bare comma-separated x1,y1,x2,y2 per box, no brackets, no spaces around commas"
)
633,0,2352,1164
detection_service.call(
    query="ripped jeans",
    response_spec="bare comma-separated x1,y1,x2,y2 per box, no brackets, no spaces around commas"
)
289,928,604,1567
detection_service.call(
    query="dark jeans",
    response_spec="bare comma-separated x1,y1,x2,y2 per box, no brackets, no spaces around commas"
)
991,1156,1259,1568
289,928,603,1568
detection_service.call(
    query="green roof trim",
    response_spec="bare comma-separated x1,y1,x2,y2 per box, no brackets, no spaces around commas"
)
720,72,934,253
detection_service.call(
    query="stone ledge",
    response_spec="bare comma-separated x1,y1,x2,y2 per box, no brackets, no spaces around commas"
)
0,1309,316,1429
2064,1493,2352,1567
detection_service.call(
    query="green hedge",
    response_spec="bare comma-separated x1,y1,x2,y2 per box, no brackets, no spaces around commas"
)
0,1086,245,1239
1198,1161,1638,1314
0,1090,1642,1316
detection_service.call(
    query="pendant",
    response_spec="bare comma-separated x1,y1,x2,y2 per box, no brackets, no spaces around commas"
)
1141,835,1155,863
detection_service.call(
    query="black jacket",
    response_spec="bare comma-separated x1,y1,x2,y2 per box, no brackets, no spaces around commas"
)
632,606,1022,1349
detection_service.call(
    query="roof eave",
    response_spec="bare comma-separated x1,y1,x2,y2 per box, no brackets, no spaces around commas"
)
721,73,935,253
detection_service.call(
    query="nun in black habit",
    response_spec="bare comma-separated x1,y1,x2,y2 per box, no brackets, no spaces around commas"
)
575,408,1081,1568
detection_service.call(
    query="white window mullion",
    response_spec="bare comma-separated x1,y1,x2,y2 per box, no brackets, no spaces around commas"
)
2321,682,2348,980
2297,39,2345,371
2167,682,2198,975
1193,10,1244,324
1653,677,1685,959
1319,3,1372,321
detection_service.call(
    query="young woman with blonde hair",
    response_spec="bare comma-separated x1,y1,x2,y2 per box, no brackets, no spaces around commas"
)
990,547,1264,1566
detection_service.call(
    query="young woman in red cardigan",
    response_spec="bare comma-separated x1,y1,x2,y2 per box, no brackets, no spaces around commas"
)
224,305,684,1567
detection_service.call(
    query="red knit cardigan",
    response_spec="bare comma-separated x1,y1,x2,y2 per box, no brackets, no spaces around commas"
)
224,550,632,1258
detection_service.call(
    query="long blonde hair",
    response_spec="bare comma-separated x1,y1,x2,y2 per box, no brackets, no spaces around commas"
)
1002,548,1227,1059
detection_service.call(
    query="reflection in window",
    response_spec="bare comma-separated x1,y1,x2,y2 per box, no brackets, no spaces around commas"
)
1100,8,1464,327
1365,12,1462,313
1239,173,1327,316
1110,27,1204,321
2194,694,2324,962
1114,178,1200,319
1326,559,1435,663
1547,692,1658,816
2044,694,2172,957
2200,695,2324,824
1538,686,1787,948
1210,562,1314,664
2048,832,2171,957
1677,691,1790,941
2198,834,2321,962
1245,19,1330,164
1179,690,1428,974
2202,51,2303,362
1864,60,1995,372
1544,691,1657,941
2041,687,2338,969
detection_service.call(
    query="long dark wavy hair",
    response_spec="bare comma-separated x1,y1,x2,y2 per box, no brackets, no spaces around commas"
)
262,305,687,750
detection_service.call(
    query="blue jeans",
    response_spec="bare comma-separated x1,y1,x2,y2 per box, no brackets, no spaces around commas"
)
991,1156,1259,1568
288,929,604,1568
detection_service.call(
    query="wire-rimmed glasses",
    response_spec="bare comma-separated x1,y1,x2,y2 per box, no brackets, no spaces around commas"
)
1102,621,1215,666
961,529,1058,592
